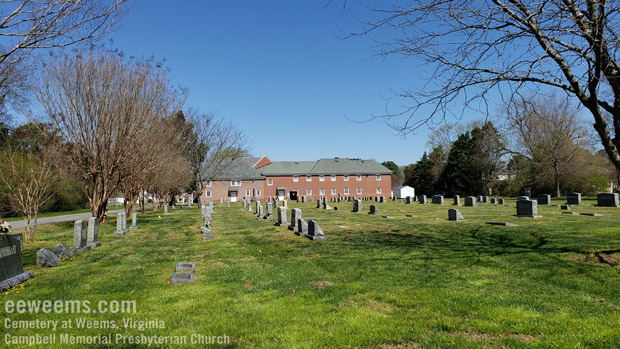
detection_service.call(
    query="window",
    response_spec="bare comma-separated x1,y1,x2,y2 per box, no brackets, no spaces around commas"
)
206,191,212,197
344,188,349,195
319,175,325,182
356,175,362,181
231,180,242,186
376,175,382,181
256,189,261,196
320,188,325,195
206,181,212,187
267,179,273,186
376,187,382,194
344,175,349,181
293,176,299,182
306,189,312,195
331,188,337,195
357,188,362,194
331,175,336,181
306,175,312,182
245,190,250,196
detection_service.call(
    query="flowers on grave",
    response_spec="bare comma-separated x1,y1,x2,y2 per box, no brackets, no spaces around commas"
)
0,219,10,234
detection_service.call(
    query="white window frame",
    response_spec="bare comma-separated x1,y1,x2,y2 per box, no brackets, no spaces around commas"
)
357,188,362,194
206,181,212,187
344,188,349,195
206,190,212,197
356,175,362,181
231,180,242,186
306,189,312,195
344,175,349,182
267,179,273,186
319,175,325,182
331,175,336,181
376,187,382,194
245,190,251,196
331,188,337,195
376,174,382,181
293,176,298,182
256,189,261,196
306,175,312,182
320,188,325,195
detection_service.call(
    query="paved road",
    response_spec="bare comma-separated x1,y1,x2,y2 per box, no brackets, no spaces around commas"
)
8,209,125,229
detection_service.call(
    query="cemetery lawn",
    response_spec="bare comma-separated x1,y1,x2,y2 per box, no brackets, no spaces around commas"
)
2,199,620,348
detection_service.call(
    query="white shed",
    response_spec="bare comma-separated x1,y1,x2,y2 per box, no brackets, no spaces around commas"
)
393,186,415,199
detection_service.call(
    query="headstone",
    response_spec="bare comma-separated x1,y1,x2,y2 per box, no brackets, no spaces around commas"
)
255,200,261,216
538,194,551,205
0,234,31,289
453,195,460,206
227,200,230,208
597,193,619,207
482,196,489,203
114,213,128,236
431,195,444,204
464,196,477,207
490,198,496,204
73,220,87,249
567,193,582,205
264,201,273,218
283,200,288,208
36,248,61,268
322,202,332,210
498,198,505,205
316,200,321,208
257,203,264,218
561,205,570,210
448,209,465,221
301,196,306,203
130,213,139,230
220,198,223,204
175,263,195,272
368,205,381,215
277,206,288,226
477,195,484,203
418,195,427,204
289,208,302,231
516,199,541,218
524,187,532,198
352,199,363,213
170,272,194,284
405,196,412,204
306,220,327,240
295,218,308,236
54,243,73,260
87,217,99,244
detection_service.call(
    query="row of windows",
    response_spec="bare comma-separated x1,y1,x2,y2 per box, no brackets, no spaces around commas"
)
206,175,383,187
207,188,382,196
289,174,381,183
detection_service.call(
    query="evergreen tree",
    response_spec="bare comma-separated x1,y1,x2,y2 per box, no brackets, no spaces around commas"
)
439,132,480,196
405,152,436,195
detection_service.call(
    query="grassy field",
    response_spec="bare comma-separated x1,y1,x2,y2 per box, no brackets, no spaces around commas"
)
1,198,619,348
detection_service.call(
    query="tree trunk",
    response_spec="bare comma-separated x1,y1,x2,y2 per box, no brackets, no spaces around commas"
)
554,165,561,198
125,191,136,217
33,210,38,242
163,201,168,215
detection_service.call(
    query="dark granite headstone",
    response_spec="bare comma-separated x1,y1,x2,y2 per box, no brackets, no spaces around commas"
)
597,193,619,207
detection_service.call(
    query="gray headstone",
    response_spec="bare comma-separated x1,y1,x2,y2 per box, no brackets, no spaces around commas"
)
54,243,74,260
368,205,381,215
464,196,477,207
73,220,87,249
114,212,128,236
130,213,139,230
431,195,444,204
477,195,484,203
175,263,195,272
597,193,619,207
352,199,363,213
87,217,98,244
36,248,61,268
277,206,288,226
170,272,194,284
289,208,302,231
567,193,582,205
296,218,308,236
516,199,541,218
482,196,489,203
307,220,327,240
448,208,465,221
537,194,551,205
498,198,505,205
227,200,230,208
405,196,412,204
453,195,460,206
418,195,427,204
323,202,332,210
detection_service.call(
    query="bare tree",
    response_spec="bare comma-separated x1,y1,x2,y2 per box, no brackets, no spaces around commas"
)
344,1,620,173
0,0,128,110
36,47,183,222
0,143,57,241
505,94,590,197
181,109,249,203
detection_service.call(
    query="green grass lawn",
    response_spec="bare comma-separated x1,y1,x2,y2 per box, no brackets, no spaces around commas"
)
1,198,619,348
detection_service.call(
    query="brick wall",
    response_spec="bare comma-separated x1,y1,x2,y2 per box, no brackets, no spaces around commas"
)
264,174,391,199
200,179,266,202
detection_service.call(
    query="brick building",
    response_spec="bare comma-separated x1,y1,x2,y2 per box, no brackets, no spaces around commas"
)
200,156,392,202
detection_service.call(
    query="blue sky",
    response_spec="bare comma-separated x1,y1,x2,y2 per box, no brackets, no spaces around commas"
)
107,1,483,166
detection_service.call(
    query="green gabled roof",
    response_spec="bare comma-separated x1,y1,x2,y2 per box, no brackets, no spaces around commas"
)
201,158,264,181
309,158,392,175
259,161,317,176
259,158,391,176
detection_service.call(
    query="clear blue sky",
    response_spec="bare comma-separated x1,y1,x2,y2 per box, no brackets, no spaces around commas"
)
107,1,482,166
